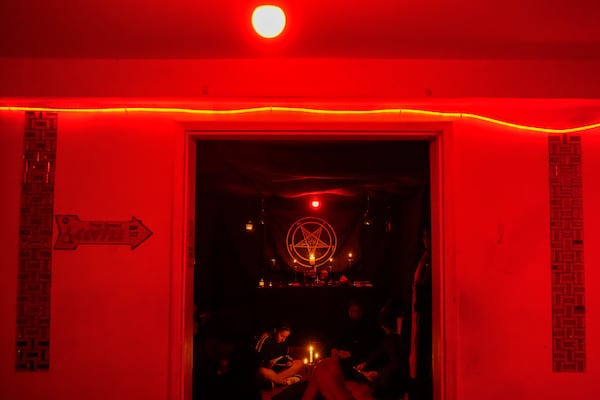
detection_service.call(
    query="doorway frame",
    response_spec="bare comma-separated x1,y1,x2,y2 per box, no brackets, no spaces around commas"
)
171,120,457,400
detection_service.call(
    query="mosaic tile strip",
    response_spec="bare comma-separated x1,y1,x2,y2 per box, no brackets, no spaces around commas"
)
16,112,57,371
548,134,585,372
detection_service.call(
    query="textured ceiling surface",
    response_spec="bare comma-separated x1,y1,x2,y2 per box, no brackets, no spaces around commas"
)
1,0,599,59
197,140,430,199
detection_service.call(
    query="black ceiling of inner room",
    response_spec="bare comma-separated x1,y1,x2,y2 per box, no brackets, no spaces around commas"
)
196,140,430,201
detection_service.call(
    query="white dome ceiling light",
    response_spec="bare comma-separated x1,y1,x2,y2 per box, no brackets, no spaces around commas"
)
252,5,286,39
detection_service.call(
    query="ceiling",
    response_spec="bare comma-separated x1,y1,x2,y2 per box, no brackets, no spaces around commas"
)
197,140,430,199
1,0,599,59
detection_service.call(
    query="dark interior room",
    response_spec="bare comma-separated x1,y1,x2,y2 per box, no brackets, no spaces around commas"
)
194,139,432,398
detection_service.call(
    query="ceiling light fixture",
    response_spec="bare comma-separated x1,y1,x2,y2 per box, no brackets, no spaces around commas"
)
252,5,286,39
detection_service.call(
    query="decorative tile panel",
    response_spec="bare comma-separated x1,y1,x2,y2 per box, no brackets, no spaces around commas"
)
16,112,57,371
548,134,585,372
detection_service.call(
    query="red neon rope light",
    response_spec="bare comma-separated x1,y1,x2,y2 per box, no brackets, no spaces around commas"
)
1,106,599,134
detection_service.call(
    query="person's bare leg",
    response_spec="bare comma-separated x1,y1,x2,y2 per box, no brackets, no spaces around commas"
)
259,360,304,386
258,367,288,385
302,358,356,400
317,358,355,400
275,359,304,380
301,374,321,400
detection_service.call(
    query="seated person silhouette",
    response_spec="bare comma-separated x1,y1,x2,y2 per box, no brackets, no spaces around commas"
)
221,339,263,400
331,300,382,379
256,321,304,388
353,303,410,399
301,302,410,400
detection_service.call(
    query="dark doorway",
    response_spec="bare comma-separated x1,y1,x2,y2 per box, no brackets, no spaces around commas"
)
193,139,432,399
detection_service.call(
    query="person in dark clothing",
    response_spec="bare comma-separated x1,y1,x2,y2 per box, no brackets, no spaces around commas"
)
221,340,263,400
256,321,304,387
354,301,410,399
302,302,410,400
331,300,382,380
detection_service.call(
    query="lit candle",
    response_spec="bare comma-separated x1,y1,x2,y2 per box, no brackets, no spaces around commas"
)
309,345,313,363
309,254,315,266
315,352,319,360
304,358,308,365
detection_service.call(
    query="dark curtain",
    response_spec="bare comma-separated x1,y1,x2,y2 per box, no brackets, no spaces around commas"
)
194,140,430,339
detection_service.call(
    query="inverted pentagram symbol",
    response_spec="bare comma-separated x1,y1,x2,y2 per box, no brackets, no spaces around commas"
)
286,217,337,268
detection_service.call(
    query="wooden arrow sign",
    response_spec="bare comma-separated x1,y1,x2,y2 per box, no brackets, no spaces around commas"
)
54,215,152,250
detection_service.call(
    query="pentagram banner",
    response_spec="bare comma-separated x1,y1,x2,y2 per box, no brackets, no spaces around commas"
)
263,196,362,274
